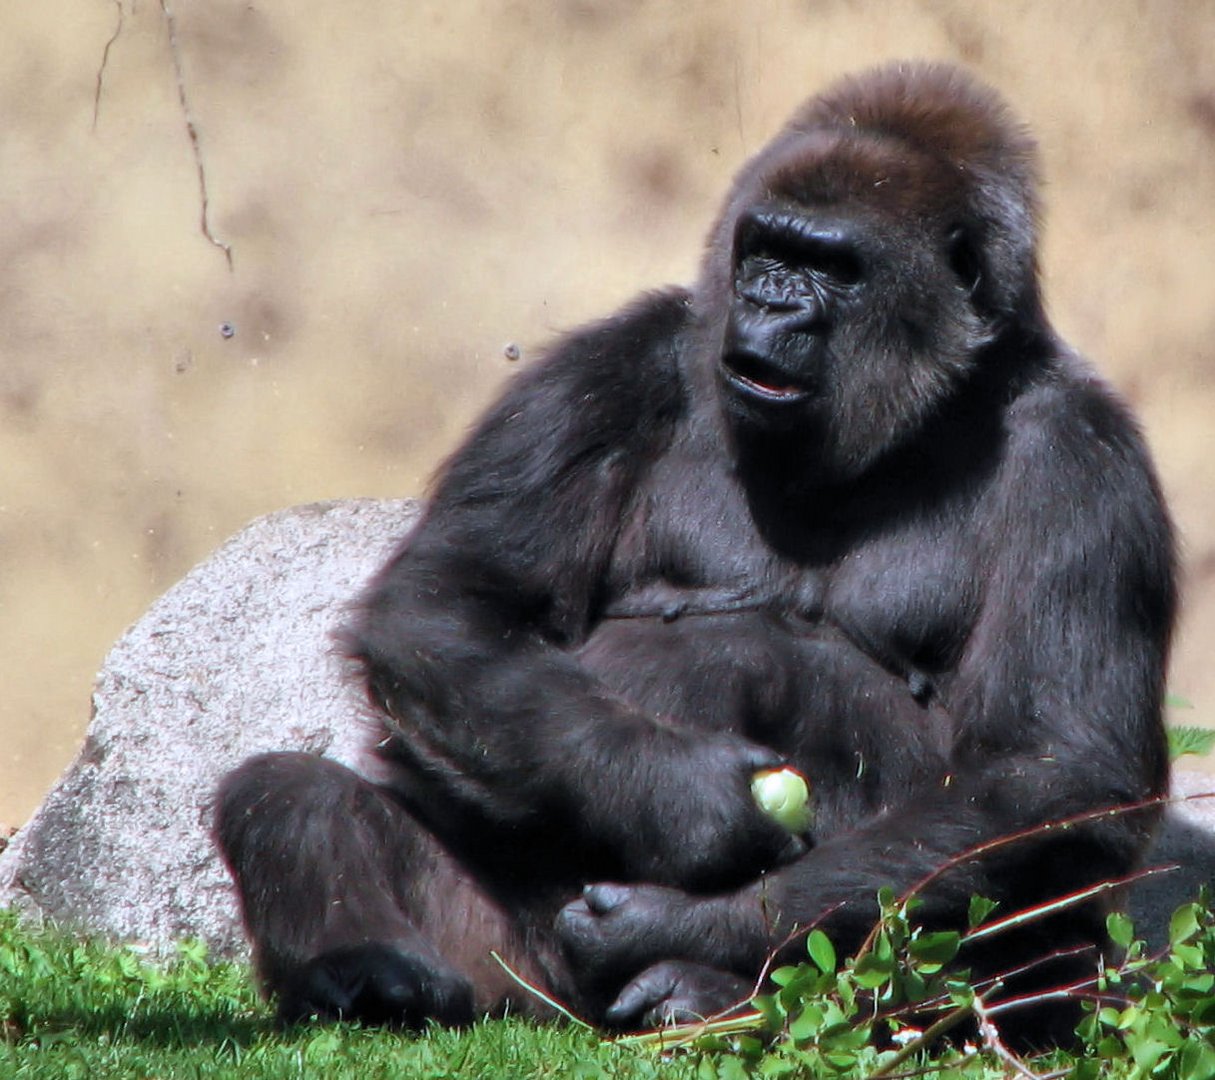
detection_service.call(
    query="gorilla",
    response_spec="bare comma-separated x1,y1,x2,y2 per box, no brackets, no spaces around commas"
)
216,63,1175,1040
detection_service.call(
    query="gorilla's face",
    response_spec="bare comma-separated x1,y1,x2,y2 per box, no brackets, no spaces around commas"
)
721,204,866,409
708,135,997,483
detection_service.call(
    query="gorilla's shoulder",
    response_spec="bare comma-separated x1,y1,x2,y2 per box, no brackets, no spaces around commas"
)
1008,348,1156,474
511,286,694,418
540,287,694,374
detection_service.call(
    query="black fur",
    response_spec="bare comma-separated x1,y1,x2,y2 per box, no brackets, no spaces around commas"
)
215,63,1175,1040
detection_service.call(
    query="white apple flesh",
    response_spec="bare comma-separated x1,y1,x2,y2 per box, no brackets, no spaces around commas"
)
750,767,813,834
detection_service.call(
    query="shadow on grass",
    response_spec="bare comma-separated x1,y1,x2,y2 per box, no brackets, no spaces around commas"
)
7,1000,273,1050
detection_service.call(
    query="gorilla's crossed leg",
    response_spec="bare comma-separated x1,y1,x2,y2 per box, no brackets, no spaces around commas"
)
217,611,815,1025
217,753,562,1026
218,611,963,1027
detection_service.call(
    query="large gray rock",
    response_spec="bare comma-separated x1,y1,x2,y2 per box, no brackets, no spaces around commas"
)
0,491,1211,959
1131,767,1215,946
0,498,420,955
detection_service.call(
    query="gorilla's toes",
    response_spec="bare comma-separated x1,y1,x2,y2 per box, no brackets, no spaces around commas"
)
604,961,752,1030
277,942,474,1029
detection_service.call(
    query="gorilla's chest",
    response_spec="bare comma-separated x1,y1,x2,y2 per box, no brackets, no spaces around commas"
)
583,457,972,810
603,444,979,675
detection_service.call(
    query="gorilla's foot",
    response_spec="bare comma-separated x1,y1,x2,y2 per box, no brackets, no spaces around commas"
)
604,960,752,1029
276,942,474,1029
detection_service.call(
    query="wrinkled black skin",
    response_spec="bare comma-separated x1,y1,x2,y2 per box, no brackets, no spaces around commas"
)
216,64,1175,1043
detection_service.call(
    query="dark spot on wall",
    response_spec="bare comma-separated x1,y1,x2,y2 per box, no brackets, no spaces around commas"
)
230,296,293,352
627,145,686,205
0,372,41,421
1194,548,1215,581
174,3,287,89
396,156,493,227
142,511,185,578
1125,179,1158,214
558,0,642,29
1187,92,1215,140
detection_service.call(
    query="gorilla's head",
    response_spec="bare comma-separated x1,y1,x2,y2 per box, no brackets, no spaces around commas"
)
698,63,1043,484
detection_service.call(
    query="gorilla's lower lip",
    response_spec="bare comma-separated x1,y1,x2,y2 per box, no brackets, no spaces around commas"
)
719,354,813,404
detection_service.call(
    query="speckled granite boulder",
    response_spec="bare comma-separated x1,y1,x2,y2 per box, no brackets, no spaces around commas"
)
0,499,420,954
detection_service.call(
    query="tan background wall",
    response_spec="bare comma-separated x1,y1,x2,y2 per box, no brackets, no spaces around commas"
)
2,0,1213,825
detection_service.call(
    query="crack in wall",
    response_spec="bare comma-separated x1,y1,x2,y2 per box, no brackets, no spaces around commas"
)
159,0,234,270
92,0,124,131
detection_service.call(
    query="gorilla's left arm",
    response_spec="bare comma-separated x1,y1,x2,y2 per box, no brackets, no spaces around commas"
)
808,371,1176,917
939,373,1175,864
561,369,1176,997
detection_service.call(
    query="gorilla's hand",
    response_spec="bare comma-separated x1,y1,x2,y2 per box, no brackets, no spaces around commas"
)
604,961,753,1029
610,731,806,890
558,883,686,990
557,882,762,1002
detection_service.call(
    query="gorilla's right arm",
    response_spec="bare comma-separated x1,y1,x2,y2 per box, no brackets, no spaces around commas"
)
344,290,795,891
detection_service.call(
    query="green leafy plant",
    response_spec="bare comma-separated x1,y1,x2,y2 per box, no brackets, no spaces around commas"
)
621,795,1215,1080
1164,691,1214,762
1072,897,1215,1080
628,884,1215,1080
1167,725,1215,762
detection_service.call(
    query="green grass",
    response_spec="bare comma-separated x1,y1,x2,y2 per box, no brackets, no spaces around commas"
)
0,911,696,1079
0,902,1210,1080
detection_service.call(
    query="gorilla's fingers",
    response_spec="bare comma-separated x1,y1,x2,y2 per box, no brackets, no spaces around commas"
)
582,883,632,915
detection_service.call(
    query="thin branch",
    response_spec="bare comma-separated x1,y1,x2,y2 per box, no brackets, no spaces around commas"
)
985,981,1101,1019
618,899,854,1050
487,951,594,1029
972,994,1044,1080
966,943,1097,995
888,942,1098,1023
856,795,1175,959
614,1010,765,1052
159,0,233,270
863,990,994,1080
962,863,1177,946
93,0,124,131
982,932,1184,1023
754,899,849,988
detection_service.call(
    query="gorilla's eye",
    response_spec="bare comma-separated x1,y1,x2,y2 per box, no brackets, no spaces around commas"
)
737,212,864,289
947,225,983,296
802,239,864,288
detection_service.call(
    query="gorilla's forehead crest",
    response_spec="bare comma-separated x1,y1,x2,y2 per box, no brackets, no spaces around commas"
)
792,62,1038,179
709,62,1041,317
761,63,1038,211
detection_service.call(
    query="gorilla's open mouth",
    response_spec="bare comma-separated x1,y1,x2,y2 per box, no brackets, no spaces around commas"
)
720,351,813,404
